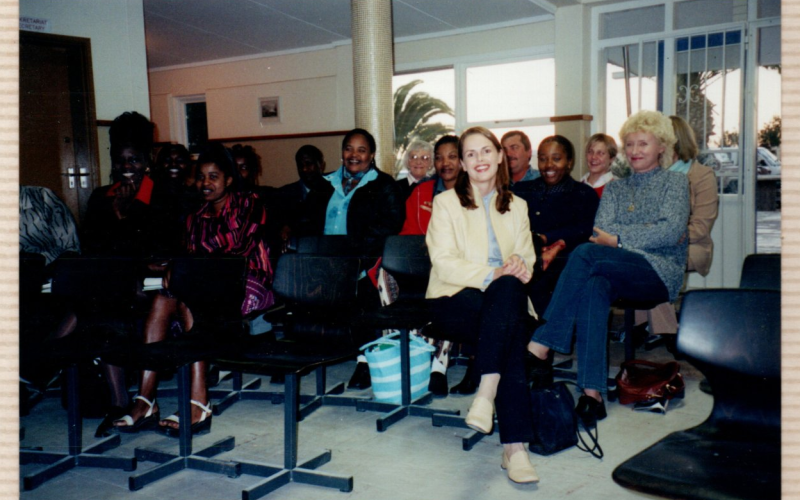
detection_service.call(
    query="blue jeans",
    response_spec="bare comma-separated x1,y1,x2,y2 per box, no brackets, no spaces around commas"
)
532,244,669,393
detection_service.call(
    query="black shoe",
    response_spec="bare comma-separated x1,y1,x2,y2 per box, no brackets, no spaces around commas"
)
428,372,448,398
347,362,371,390
449,360,477,395
95,405,128,438
524,351,553,389
575,395,607,429
699,377,712,395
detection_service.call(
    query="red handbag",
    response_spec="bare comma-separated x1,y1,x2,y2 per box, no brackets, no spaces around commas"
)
615,360,685,405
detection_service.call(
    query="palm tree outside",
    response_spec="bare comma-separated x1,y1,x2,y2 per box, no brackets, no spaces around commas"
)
393,79,454,176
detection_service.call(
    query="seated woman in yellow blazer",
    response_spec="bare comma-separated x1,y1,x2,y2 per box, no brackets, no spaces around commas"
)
425,126,539,484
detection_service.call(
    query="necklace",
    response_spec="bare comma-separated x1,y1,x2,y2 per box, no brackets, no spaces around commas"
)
628,184,637,212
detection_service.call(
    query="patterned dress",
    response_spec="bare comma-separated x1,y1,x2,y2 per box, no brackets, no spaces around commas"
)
186,192,273,315
20,186,80,265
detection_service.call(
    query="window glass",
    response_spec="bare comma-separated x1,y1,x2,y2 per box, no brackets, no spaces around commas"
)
465,59,554,123
600,5,664,40
674,0,747,30
604,42,660,139
185,101,208,155
393,68,455,174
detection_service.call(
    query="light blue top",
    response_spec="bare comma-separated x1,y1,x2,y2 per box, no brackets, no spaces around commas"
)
481,190,503,288
668,159,692,175
323,166,378,235
510,166,541,186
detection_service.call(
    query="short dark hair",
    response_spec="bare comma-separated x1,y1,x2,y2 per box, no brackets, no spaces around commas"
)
109,111,154,157
342,128,376,154
295,144,324,166
434,135,459,155
196,142,241,192
501,130,531,152
538,135,576,168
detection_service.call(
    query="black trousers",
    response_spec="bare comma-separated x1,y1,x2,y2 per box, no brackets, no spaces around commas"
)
430,276,534,444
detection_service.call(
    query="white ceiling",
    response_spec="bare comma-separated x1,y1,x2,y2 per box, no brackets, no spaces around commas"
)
143,0,570,69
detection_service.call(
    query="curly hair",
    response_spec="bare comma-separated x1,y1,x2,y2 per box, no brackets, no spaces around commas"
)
619,110,676,168
455,127,512,214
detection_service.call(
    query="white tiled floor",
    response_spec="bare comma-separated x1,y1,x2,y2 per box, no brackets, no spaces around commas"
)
20,330,711,500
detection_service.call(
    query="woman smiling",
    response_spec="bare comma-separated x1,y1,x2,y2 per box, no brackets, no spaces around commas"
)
526,110,689,428
426,127,539,484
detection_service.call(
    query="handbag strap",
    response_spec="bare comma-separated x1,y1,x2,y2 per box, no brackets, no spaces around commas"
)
562,381,604,460
621,359,680,375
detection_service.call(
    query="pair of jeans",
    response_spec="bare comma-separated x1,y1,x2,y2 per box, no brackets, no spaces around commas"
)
532,244,669,394
430,276,533,444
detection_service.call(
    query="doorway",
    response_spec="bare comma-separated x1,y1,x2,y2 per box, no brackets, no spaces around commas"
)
20,31,100,225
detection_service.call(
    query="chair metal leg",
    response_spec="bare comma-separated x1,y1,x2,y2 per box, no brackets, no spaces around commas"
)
235,371,354,500
357,329,460,432
128,363,239,491
20,365,136,491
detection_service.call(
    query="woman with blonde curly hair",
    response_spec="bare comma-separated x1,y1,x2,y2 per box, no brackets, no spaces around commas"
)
525,110,690,428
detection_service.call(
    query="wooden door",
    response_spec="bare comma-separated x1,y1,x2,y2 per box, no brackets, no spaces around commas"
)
20,31,100,226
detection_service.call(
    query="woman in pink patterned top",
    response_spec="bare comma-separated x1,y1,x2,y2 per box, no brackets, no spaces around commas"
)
115,144,272,436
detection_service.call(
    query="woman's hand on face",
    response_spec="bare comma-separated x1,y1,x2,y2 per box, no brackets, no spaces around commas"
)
112,180,136,219
589,227,619,248
501,254,532,284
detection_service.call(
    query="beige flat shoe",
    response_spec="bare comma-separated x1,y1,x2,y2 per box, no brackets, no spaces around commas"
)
465,396,494,434
502,450,539,484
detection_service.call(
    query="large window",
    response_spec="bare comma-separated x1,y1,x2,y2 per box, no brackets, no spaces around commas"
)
392,56,555,176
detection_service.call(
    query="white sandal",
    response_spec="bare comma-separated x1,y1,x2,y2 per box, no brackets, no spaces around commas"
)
113,395,159,433
160,399,212,437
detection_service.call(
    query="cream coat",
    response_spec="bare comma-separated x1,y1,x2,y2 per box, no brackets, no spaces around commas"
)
425,186,537,317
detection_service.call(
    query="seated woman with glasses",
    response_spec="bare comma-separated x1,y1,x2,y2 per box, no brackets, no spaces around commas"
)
396,139,434,200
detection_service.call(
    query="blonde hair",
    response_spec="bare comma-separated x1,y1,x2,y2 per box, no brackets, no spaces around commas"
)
669,116,699,162
619,110,677,168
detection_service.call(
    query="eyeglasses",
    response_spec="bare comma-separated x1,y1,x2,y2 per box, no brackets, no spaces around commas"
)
410,155,431,162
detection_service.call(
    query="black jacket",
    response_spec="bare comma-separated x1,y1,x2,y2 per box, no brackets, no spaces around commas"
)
298,166,405,256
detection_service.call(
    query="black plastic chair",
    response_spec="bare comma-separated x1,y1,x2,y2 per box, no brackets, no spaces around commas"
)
612,288,780,500
740,253,780,290
20,256,138,490
211,252,362,498
353,235,462,432
105,256,248,491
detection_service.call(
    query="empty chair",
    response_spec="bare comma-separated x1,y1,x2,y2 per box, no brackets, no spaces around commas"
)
740,253,780,290
612,288,780,500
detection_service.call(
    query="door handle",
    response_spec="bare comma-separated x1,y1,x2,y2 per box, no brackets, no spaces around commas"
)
63,168,90,189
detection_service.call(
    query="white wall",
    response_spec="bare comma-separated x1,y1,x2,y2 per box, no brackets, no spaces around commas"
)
148,21,556,186
20,0,150,121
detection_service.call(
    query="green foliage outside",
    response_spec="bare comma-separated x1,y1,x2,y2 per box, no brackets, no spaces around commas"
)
393,80,454,175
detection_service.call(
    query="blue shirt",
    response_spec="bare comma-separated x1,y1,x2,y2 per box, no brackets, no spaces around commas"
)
481,190,503,288
510,166,541,186
323,166,379,235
